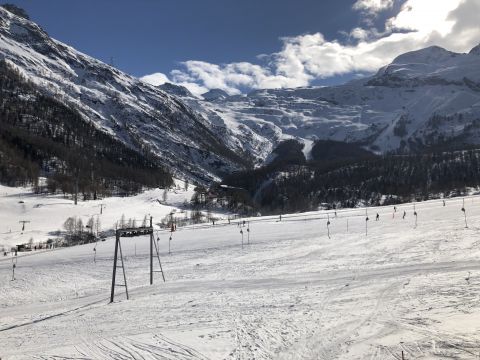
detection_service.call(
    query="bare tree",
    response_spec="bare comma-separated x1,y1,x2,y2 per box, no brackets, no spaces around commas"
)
87,217,95,234
64,217,76,235
76,218,84,235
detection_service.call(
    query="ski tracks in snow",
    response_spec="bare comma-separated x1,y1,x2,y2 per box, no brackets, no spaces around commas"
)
34,333,210,360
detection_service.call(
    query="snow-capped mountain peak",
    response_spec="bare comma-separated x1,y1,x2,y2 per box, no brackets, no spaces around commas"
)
469,43,480,55
158,82,196,98
391,45,457,65
0,6,250,182
165,44,480,158
202,88,230,101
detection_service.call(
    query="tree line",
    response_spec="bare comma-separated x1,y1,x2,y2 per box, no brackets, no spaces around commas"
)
216,140,480,214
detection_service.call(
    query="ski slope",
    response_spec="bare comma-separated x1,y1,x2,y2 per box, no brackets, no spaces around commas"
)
0,181,195,250
2,192,480,358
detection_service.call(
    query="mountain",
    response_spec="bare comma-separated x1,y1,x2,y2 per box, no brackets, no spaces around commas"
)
470,43,480,55
158,82,195,98
0,6,249,183
202,88,230,101
2,4,480,188
163,45,480,162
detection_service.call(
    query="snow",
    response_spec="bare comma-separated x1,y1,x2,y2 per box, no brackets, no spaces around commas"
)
302,138,314,161
2,188,480,358
0,181,195,250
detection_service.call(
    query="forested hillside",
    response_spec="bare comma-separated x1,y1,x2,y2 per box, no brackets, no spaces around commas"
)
219,140,480,214
0,60,172,197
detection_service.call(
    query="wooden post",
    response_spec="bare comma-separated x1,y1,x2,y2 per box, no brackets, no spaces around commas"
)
74,169,79,205
150,217,153,285
365,208,369,236
413,203,417,228
327,214,331,239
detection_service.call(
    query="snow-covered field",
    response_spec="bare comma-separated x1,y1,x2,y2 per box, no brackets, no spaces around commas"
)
2,188,480,359
0,181,195,250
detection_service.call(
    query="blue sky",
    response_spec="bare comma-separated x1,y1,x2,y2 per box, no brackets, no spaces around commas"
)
5,0,480,95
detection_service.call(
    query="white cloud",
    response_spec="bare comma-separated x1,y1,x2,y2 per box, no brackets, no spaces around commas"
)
169,60,309,95
386,0,458,35
353,0,394,15
350,27,371,40
139,72,169,86
141,0,480,95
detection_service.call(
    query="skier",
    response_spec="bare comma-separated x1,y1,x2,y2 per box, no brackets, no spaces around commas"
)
443,200,446,207
402,211,406,219
376,213,379,221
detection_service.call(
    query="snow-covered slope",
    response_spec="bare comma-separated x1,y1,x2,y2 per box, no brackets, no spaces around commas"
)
0,182,197,249
162,45,480,162
0,7,247,182
2,190,480,358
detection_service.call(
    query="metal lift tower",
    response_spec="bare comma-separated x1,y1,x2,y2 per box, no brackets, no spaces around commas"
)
110,217,165,303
